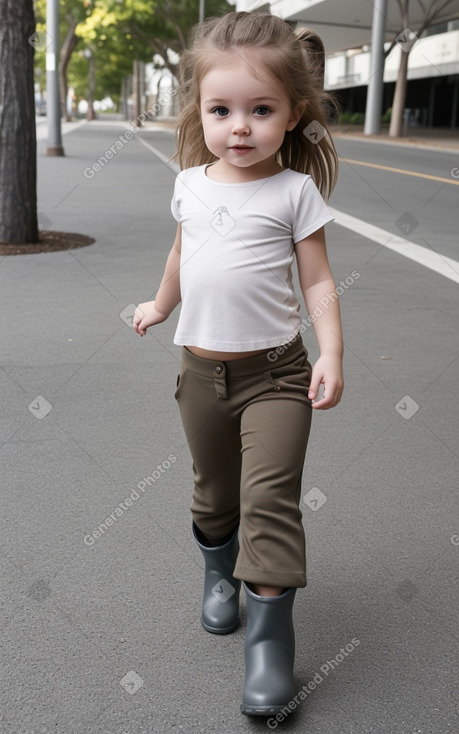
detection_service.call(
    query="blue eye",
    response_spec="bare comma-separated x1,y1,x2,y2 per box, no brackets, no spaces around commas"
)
254,106,270,116
212,107,229,117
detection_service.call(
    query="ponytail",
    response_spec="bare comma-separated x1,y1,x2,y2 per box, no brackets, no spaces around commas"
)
295,27,326,89
277,25,340,198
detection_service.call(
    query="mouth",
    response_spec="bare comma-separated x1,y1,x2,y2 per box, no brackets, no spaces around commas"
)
230,145,254,154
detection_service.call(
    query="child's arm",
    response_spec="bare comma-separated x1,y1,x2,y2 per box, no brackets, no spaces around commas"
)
133,223,182,337
295,226,344,410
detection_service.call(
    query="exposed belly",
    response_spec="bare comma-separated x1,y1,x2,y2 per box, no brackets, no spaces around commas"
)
185,345,267,361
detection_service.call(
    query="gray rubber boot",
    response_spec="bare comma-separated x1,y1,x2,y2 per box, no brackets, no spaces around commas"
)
240,582,296,716
193,522,241,634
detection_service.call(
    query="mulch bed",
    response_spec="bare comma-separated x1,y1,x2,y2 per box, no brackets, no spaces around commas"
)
0,231,95,255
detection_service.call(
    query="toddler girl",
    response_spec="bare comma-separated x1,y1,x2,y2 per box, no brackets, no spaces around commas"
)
133,10,343,717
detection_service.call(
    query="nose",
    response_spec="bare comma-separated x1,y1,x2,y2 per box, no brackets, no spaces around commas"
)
231,115,250,136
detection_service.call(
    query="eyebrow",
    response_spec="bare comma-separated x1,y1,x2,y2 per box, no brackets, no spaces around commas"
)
203,97,280,104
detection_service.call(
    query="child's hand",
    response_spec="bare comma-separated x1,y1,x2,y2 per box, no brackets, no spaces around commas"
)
133,301,168,336
308,353,343,410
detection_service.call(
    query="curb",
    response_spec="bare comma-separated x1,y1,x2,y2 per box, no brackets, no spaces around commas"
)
331,128,459,154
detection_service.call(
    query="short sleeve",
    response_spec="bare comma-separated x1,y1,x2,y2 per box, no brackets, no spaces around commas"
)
170,175,181,222
292,176,334,243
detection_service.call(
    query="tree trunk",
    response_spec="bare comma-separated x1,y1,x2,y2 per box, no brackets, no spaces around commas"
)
120,76,128,120
133,60,142,122
0,0,38,244
59,19,79,122
86,53,96,121
389,48,410,137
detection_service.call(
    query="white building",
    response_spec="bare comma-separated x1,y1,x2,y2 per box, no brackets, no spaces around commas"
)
236,0,459,128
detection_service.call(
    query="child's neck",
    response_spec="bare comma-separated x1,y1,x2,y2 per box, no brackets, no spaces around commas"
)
206,158,284,183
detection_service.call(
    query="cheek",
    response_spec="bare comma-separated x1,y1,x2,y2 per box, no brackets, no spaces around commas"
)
202,119,223,146
202,124,215,148
201,120,224,155
200,117,212,143
258,123,286,146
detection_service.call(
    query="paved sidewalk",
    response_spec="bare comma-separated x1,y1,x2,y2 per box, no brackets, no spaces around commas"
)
1,121,457,734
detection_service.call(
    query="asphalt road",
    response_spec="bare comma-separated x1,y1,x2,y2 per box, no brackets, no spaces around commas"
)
332,136,459,264
1,121,458,734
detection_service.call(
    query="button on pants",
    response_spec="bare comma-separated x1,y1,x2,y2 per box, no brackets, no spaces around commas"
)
175,335,313,588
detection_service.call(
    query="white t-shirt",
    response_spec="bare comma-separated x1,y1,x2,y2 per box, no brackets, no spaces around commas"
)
170,164,334,351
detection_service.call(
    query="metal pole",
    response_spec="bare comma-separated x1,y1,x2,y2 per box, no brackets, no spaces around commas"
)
451,81,458,129
364,0,388,136
428,82,435,127
46,0,64,155
199,0,205,24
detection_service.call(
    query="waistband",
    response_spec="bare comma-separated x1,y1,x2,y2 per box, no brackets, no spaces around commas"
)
180,333,305,379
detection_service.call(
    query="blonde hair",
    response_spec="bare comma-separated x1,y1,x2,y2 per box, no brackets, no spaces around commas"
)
174,11,339,199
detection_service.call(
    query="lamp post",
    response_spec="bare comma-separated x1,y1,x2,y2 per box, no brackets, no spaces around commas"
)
199,0,205,23
46,0,64,156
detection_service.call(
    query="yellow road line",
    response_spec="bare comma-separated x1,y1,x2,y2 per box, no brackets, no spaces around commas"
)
339,157,459,185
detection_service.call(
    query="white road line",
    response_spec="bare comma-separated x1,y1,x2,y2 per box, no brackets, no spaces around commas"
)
330,208,459,284
135,133,459,285
135,133,179,171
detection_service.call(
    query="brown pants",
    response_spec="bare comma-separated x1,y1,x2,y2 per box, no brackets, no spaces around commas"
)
175,335,313,588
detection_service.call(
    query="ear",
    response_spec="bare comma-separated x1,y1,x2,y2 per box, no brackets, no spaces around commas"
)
286,102,306,131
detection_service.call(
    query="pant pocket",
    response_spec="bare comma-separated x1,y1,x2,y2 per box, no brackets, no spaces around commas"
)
267,353,312,397
174,369,187,400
